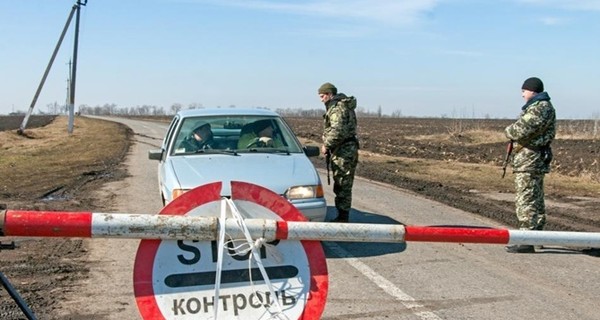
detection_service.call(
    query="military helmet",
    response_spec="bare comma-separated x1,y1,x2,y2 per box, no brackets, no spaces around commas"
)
192,123,211,134
318,82,337,95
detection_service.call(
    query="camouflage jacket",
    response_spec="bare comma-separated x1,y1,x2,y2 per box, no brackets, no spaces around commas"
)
505,92,556,173
237,131,284,149
323,93,358,152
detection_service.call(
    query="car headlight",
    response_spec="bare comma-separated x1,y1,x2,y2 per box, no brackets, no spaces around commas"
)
285,185,324,200
172,188,190,200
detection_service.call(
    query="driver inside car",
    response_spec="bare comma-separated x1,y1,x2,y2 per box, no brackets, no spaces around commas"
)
179,123,215,152
237,119,285,149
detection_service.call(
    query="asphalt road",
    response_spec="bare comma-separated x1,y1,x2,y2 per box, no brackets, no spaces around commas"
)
58,117,600,319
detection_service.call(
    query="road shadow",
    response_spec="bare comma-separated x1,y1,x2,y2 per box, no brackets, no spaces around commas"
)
323,206,407,259
320,207,600,258
533,246,600,257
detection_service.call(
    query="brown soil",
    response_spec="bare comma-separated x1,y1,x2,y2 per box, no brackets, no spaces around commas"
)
1,115,598,319
0,115,57,132
0,116,132,319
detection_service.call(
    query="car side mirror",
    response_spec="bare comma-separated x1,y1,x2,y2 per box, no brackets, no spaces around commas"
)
303,145,320,157
148,149,164,161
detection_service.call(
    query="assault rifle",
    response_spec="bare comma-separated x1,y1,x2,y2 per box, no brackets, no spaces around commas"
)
501,140,514,179
325,149,331,185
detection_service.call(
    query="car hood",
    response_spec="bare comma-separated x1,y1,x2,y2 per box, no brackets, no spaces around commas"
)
168,153,319,195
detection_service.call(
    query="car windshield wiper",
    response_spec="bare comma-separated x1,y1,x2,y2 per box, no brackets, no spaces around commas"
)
241,147,291,155
194,149,239,156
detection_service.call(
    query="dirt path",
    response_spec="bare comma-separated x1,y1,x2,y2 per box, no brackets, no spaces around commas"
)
54,117,166,319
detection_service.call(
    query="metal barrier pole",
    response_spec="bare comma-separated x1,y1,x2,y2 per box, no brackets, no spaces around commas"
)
2,210,600,248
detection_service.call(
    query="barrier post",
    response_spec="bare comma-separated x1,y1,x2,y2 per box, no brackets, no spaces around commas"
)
0,241,38,320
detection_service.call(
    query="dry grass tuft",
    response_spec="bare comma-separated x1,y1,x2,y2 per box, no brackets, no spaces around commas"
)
406,129,506,145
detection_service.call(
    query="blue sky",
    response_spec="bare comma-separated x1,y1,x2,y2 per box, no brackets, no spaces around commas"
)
1,0,599,119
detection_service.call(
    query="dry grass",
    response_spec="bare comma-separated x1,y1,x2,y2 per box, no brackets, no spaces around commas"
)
358,150,600,198
406,129,507,145
361,151,510,190
557,120,599,140
301,120,600,199
0,116,130,199
411,127,598,145
301,129,600,197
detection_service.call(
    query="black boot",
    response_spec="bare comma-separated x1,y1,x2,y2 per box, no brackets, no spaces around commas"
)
331,209,349,223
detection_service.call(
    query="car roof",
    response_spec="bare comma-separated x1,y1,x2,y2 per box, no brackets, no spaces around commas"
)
176,108,279,118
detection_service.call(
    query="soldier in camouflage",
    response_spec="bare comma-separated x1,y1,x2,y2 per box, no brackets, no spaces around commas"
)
504,77,556,253
318,83,359,222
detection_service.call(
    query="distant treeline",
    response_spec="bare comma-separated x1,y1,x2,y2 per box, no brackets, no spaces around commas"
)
75,103,401,118
24,102,600,129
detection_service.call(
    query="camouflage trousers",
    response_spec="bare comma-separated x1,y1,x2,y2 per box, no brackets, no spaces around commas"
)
331,144,359,212
514,172,546,230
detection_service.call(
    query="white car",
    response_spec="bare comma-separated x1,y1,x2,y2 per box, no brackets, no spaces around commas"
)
148,108,327,221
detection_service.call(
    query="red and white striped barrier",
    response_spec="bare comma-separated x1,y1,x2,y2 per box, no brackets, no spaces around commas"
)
2,210,600,247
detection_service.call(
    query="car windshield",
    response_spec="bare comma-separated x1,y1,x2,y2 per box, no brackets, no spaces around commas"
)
170,115,303,155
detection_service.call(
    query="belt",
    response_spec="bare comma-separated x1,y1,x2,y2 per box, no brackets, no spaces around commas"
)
332,135,358,152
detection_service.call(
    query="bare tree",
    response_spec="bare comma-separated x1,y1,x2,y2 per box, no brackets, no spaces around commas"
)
188,102,203,109
46,102,60,114
170,103,183,114
593,112,599,138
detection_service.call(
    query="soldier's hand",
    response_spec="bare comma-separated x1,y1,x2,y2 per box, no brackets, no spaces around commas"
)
258,137,273,147
321,145,328,155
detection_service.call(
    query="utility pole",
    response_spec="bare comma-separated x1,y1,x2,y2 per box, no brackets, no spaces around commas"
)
17,0,87,135
66,60,72,114
68,0,87,134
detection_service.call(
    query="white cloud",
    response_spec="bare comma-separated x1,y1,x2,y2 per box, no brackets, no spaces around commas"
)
539,16,566,25
441,49,483,57
516,0,600,11
186,0,441,26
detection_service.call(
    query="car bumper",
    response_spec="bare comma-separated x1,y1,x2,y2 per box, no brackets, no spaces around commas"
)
163,190,327,221
291,198,327,222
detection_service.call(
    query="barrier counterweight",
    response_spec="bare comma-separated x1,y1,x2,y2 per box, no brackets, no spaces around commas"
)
2,210,600,248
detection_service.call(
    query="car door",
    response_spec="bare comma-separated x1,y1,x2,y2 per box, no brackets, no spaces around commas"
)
158,115,181,203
